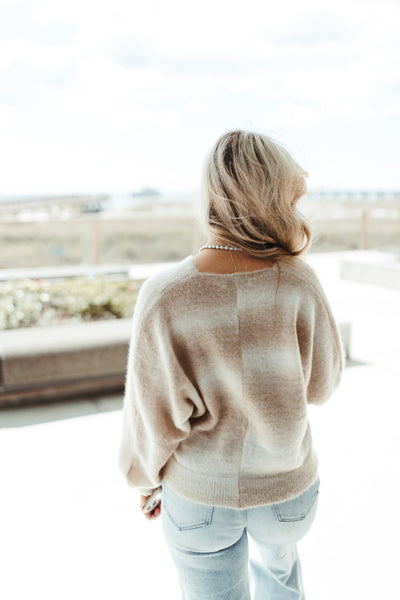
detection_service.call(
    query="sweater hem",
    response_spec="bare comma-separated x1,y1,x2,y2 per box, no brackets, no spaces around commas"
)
163,448,319,509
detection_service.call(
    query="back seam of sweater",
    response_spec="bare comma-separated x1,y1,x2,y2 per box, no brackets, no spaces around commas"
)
234,277,249,509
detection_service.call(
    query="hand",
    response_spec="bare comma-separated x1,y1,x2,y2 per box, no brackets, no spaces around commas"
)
140,494,161,521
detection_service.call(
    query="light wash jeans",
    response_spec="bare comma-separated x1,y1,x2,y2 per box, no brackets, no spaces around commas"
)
161,477,320,600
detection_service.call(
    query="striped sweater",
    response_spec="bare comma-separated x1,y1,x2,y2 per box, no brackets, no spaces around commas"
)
118,254,344,508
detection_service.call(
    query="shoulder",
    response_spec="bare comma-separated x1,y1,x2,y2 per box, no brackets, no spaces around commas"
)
277,258,337,325
280,258,328,300
133,255,196,320
280,259,341,340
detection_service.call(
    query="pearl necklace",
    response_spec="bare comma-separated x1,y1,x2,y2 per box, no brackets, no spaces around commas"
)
199,244,241,252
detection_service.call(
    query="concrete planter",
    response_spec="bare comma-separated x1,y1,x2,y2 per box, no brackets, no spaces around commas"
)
0,319,132,407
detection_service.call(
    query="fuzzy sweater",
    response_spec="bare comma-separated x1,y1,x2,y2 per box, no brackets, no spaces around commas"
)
118,254,344,508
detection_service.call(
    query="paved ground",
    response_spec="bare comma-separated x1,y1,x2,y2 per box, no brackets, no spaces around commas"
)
1,251,399,600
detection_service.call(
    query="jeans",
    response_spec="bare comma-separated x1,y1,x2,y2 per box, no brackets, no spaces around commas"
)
161,477,320,600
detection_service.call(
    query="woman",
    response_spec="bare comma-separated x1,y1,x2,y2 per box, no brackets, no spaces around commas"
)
119,130,344,599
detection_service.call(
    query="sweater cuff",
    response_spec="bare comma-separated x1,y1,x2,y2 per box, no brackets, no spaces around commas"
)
138,486,156,497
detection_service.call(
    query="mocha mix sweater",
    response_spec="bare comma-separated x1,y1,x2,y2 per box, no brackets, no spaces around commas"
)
118,254,344,508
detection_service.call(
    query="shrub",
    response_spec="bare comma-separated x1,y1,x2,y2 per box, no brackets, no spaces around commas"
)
0,276,144,330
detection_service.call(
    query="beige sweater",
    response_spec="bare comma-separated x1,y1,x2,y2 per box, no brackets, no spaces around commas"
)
118,254,344,508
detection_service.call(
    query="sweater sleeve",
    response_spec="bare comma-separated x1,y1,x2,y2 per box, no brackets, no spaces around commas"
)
297,275,345,406
118,285,204,495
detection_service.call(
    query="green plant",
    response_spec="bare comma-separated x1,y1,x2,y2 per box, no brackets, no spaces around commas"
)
0,276,144,330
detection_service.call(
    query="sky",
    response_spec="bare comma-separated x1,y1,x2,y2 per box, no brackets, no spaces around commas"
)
0,0,399,196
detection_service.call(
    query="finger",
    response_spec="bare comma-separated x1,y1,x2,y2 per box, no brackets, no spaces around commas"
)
147,506,161,520
140,495,149,511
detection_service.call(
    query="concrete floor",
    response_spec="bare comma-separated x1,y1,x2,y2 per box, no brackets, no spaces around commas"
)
1,252,399,600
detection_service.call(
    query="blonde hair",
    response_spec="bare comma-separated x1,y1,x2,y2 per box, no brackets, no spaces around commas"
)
199,130,312,261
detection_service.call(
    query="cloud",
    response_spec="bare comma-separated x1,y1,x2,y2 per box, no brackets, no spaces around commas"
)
0,3,77,44
264,103,322,128
108,42,258,76
268,10,355,45
0,37,78,105
0,0,399,194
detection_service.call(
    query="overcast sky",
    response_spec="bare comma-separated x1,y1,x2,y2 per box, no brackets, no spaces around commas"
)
0,0,399,196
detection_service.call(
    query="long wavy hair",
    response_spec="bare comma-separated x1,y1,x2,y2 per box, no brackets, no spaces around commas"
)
198,130,312,261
